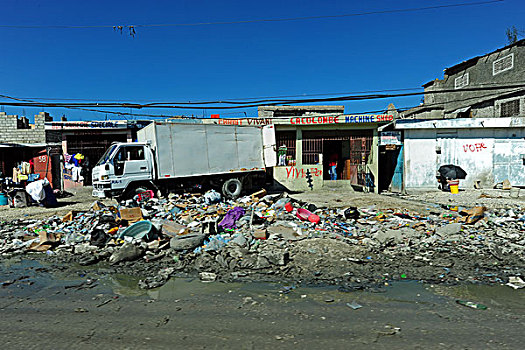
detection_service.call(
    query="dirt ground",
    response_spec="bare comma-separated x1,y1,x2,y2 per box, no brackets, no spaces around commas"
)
3,185,523,223
291,187,525,212
1,187,524,348
0,187,117,222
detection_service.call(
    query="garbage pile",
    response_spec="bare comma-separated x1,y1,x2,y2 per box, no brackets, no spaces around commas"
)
1,189,524,290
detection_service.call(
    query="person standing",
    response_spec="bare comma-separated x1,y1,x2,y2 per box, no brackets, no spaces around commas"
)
278,144,287,166
329,153,338,180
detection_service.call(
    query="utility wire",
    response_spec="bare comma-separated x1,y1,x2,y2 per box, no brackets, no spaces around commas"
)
0,1,504,29
1,82,523,119
1,82,524,110
5,81,523,104
6,87,424,103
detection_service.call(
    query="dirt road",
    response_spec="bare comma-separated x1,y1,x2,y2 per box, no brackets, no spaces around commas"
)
0,258,523,349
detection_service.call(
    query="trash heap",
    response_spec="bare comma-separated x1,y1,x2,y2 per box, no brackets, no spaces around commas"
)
0,189,524,290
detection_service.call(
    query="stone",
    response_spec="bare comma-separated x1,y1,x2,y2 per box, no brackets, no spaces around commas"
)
109,242,143,264
170,234,206,251
199,272,217,282
436,223,462,237
260,249,289,266
374,229,403,245
229,234,248,247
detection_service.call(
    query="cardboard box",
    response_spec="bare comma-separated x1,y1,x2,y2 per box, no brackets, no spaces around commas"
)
252,228,268,240
62,211,83,222
119,207,143,223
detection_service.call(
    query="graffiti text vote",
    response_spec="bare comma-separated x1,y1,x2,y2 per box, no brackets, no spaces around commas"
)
463,143,487,152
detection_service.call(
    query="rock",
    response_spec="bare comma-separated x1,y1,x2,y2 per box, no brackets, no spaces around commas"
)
139,267,176,289
74,243,99,255
254,256,271,269
260,249,289,266
199,272,217,282
374,229,403,245
229,234,248,247
436,223,462,237
267,224,302,241
170,234,206,251
78,255,100,266
109,242,143,264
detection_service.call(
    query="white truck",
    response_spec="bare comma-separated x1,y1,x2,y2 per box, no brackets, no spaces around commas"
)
91,121,276,199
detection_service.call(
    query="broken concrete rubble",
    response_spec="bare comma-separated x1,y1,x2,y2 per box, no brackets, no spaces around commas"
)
0,188,524,292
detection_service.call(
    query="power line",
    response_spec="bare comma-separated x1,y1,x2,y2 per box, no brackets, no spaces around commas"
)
5,87,423,103
1,82,524,111
5,81,522,105
0,1,504,30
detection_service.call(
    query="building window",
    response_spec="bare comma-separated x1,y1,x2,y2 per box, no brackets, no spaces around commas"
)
493,53,514,75
501,99,520,117
275,131,296,166
454,73,469,89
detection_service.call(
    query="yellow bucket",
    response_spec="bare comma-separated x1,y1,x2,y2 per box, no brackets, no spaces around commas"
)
450,184,459,194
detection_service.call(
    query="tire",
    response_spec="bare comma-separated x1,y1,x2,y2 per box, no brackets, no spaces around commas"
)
222,178,242,199
121,183,154,201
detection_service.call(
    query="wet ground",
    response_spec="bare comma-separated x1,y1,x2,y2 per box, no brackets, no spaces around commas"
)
1,187,525,348
0,257,524,349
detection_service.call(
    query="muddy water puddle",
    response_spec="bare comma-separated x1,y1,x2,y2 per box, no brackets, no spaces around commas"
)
1,258,524,349
2,257,523,311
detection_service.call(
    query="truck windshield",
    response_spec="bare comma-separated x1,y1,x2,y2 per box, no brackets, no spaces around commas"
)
95,145,118,166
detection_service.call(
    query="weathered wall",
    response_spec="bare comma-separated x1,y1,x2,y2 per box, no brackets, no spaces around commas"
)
273,165,325,191
404,127,525,189
0,112,48,144
404,40,525,119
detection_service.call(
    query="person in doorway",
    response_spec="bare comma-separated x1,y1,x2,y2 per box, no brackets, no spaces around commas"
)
329,153,338,180
277,144,287,166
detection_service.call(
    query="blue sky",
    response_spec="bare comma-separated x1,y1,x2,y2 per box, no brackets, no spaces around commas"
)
0,0,523,121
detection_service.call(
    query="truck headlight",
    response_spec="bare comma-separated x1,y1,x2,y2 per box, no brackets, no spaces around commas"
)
101,175,109,180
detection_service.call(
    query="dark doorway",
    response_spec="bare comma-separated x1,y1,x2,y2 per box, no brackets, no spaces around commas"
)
378,145,403,192
323,140,342,180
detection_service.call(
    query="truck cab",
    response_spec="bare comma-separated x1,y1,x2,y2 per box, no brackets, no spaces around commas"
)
92,142,154,198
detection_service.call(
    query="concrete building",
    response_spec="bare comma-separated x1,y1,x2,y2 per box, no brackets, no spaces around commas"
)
205,106,395,192
45,119,151,187
397,117,525,189
403,39,525,120
396,40,525,190
0,112,62,188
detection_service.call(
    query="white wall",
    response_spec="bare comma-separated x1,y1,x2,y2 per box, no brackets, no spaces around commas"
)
404,128,525,189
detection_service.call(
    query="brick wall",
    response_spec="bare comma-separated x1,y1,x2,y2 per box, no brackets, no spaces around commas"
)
0,112,48,144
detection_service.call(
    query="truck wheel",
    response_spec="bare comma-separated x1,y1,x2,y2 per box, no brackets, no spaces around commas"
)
222,178,242,199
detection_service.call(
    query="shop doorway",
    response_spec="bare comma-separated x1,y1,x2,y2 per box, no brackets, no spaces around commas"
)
66,133,128,185
302,130,373,186
378,145,403,192
323,140,342,180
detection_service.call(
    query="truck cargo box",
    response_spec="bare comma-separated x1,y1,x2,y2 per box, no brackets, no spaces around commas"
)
137,122,271,179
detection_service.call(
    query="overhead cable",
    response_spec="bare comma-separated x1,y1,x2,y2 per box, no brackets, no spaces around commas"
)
1,82,524,110
0,1,504,29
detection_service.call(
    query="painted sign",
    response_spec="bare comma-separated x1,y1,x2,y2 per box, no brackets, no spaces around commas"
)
207,114,394,127
286,166,323,179
46,121,128,130
380,131,402,146
215,118,274,126
462,142,487,152
290,114,393,125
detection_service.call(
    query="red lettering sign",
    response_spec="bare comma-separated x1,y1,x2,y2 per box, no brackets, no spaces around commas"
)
462,143,487,152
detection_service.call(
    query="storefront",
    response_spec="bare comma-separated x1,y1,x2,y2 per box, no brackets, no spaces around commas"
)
205,113,394,192
0,143,62,193
271,114,393,192
45,120,150,188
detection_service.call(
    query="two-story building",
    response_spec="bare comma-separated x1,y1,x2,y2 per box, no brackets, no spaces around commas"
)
396,39,525,190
